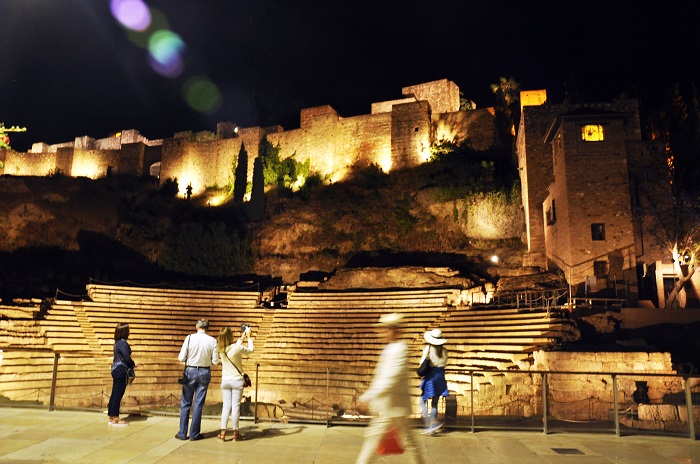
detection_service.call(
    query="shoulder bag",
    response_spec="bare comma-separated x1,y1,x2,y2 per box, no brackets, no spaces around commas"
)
417,345,432,378
115,349,136,386
224,348,252,387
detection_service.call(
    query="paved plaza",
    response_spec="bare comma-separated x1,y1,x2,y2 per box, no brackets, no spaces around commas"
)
0,407,698,463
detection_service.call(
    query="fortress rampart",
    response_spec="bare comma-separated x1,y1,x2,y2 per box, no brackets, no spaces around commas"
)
0,79,495,195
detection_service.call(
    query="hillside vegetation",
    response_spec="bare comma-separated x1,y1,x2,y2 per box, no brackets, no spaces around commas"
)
0,151,526,300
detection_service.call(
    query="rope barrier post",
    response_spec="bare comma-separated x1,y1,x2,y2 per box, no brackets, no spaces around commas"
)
49,352,59,411
542,372,548,435
254,363,259,424
613,374,620,437
685,376,696,441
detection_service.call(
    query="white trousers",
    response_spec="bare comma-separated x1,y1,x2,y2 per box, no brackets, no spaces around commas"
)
220,377,245,430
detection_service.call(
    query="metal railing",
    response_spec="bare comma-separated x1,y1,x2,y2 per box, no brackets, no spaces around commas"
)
1,355,698,440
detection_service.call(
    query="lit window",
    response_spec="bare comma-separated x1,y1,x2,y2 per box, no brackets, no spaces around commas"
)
581,124,604,142
591,223,605,241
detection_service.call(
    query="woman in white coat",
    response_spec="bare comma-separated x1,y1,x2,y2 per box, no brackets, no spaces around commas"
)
217,325,253,441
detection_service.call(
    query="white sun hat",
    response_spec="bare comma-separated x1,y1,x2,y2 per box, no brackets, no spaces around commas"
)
375,313,404,328
424,328,447,345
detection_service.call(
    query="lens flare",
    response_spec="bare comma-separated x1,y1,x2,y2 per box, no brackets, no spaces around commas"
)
148,53,184,78
148,30,185,65
110,0,151,31
184,77,222,114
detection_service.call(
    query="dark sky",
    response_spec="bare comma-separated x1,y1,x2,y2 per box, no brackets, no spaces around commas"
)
2,0,699,152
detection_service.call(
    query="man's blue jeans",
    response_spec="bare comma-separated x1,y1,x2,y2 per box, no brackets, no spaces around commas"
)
177,367,211,439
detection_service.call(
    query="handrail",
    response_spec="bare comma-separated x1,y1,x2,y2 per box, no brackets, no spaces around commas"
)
1,354,697,440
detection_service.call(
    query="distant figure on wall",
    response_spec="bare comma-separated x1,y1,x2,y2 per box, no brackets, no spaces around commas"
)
216,324,254,441
185,183,193,200
355,313,424,464
108,322,136,425
176,319,218,441
418,328,449,435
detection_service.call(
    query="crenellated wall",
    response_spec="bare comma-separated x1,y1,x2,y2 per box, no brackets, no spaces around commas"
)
1,79,495,197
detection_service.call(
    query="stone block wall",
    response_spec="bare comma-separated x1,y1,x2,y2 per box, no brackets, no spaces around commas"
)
70,149,122,179
1,149,58,176
402,78,460,114
268,111,393,180
532,350,682,420
391,101,432,170
433,108,496,151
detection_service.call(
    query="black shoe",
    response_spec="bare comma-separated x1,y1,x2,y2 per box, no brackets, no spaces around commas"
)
190,434,204,441
175,434,188,440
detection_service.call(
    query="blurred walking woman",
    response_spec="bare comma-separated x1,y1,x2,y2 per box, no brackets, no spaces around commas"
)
419,328,448,434
217,325,253,441
108,322,135,425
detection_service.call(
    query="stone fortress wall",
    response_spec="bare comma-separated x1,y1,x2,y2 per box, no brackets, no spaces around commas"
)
0,79,496,196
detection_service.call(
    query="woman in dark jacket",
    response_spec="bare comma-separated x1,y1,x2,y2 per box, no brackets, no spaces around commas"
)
108,322,135,425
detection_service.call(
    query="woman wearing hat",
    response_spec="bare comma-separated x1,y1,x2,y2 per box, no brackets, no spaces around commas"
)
418,328,449,435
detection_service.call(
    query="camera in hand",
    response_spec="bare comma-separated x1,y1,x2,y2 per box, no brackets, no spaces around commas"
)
240,323,250,333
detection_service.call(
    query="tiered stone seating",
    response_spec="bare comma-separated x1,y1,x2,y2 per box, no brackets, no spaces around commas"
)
0,284,264,408
0,283,572,419
434,305,572,397
257,288,456,412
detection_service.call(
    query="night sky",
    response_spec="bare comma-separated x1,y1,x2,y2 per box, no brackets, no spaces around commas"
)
2,0,699,152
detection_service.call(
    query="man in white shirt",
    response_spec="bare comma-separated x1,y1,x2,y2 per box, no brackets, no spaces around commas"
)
355,313,424,464
175,319,219,440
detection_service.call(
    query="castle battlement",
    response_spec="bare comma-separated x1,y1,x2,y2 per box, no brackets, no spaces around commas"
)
0,79,494,194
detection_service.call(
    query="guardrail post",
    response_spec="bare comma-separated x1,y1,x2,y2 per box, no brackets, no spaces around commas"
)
326,367,330,427
470,370,475,433
613,374,620,437
254,363,260,424
686,376,696,440
542,372,548,434
49,352,59,411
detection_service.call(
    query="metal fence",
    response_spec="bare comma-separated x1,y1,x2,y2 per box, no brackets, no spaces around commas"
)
1,354,698,441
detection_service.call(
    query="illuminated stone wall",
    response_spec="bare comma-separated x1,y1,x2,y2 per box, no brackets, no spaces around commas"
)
402,78,460,114
532,350,679,421
4,79,494,196
1,149,58,176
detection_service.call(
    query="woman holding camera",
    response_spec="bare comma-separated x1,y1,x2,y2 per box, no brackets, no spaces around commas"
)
217,325,254,441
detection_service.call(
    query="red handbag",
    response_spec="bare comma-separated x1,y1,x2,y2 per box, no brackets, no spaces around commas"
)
376,427,404,455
